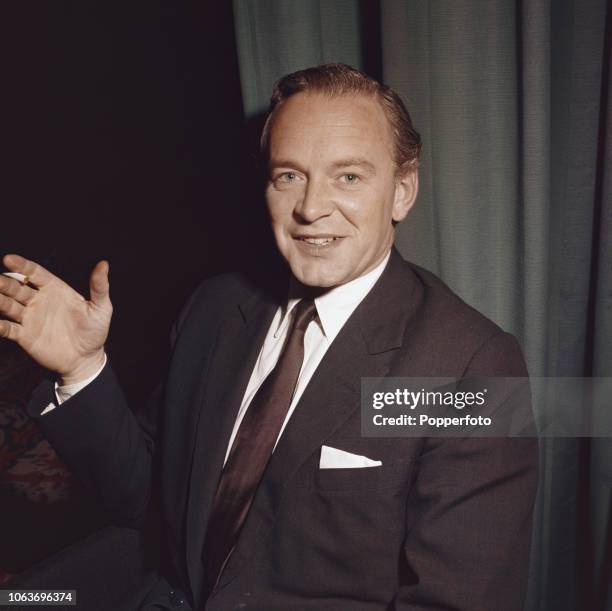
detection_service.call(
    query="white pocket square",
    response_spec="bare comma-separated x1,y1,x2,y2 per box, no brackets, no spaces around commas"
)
319,445,383,469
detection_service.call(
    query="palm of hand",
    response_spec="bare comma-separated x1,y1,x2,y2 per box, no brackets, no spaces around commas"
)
20,278,111,376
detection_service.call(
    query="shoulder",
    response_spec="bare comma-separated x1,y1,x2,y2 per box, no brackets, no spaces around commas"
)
399,260,527,376
187,272,262,306
408,261,501,336
177,272,264,325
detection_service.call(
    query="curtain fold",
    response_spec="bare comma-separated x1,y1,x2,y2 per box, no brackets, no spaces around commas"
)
591,6,612,607
232,0,362,118
382,0,525,345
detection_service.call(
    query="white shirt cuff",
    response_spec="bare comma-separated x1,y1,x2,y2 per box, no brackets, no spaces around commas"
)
40,353,108,415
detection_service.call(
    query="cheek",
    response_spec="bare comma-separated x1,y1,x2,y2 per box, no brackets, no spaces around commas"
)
334,190,367,218
266,189,298,224
266,193,287,226
336,188,386,229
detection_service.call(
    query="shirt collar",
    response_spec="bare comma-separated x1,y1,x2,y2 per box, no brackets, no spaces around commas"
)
274,250,391,342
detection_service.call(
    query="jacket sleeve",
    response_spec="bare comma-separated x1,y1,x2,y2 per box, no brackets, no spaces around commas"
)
26,282,206,529
391,331,539,611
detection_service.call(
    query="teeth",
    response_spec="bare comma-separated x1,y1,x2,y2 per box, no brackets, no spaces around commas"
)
302,237,336,245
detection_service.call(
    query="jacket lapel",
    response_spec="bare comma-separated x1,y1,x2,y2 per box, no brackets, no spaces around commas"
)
183,285,281,601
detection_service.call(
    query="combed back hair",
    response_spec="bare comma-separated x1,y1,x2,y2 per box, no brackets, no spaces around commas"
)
260,63,422,175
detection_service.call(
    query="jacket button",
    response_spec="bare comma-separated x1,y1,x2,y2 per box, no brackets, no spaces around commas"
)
168,589,185,606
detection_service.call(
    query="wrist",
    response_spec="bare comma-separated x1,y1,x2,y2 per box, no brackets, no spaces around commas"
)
59,350,106,386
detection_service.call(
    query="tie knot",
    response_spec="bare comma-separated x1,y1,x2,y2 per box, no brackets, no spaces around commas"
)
292,298,317,333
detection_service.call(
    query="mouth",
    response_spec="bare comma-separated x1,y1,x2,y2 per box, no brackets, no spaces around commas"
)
294,235,342,246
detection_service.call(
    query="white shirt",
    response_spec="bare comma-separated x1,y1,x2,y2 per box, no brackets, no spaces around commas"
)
44,251,391,465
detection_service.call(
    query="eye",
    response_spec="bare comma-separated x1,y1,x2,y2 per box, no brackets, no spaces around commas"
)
277,171,299,183
340,173,360,184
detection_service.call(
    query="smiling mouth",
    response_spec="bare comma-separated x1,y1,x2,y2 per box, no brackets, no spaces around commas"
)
295,236,342,246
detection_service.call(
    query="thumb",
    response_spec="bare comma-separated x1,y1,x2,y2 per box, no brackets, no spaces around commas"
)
89,260,111,307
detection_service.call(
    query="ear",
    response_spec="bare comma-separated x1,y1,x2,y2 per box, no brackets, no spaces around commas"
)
392,169,419,223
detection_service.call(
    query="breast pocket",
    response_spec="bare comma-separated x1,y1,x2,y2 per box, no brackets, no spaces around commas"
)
313,460,410,492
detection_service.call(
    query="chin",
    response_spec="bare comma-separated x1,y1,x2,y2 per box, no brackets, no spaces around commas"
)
289,261,346,288
295,274,338,288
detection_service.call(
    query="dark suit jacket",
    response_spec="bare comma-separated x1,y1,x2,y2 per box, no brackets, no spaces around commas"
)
28,247,538,610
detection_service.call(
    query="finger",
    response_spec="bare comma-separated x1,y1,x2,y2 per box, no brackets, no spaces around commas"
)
89,260,111,307
0,274,37,305
0,294,25,323
3,254,55,289
0,319,21,342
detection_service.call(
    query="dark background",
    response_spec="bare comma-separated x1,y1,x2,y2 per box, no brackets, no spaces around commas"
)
2,1,273,403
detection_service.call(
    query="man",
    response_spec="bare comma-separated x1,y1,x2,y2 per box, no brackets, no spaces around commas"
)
0,64,538,610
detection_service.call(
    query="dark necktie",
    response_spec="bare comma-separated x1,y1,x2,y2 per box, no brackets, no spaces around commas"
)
202,298,318,599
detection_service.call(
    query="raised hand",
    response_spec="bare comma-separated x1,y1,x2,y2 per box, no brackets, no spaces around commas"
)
0,254,112,385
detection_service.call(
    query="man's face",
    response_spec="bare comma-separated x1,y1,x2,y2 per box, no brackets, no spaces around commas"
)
265,92,417,288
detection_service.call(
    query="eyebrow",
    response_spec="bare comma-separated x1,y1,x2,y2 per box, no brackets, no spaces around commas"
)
329,158,376,175
269,159,307,173
269,157,377,175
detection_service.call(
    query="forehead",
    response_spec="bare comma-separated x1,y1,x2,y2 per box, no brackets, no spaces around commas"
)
268,92,395,162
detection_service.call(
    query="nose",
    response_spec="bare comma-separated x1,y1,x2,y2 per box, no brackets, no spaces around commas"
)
293,177,334,223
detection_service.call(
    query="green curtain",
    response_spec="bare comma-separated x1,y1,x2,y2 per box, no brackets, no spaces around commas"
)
232,1,611,609
233,0,363,118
